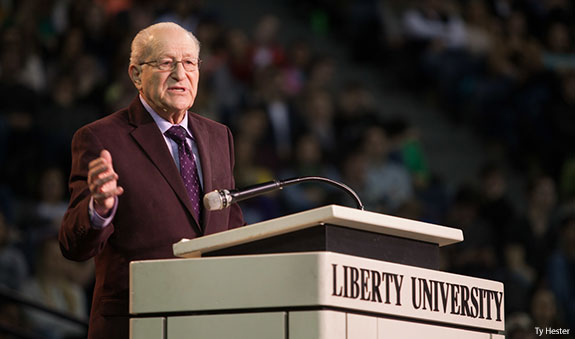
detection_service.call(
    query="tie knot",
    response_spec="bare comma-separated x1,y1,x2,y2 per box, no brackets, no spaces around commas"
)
165,125,188,144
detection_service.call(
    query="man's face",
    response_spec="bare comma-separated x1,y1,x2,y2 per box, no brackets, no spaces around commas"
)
133,28,199,118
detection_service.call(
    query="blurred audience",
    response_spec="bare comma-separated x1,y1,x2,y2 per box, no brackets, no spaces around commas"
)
0,0,573,334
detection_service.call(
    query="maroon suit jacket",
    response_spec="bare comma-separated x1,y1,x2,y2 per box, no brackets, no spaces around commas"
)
59,97,244,338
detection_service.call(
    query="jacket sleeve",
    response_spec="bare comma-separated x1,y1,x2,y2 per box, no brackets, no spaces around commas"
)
59,125,115,261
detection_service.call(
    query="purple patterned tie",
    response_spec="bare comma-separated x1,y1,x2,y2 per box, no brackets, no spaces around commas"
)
165,126,202,220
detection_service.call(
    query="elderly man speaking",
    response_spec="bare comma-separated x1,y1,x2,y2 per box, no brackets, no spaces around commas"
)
59,22,245,338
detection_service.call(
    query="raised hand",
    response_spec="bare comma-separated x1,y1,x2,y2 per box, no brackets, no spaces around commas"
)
88,150,124,216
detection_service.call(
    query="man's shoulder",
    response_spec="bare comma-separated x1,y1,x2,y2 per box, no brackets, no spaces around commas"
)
189,112,226,126
94,106,131,127
77,107,131,133
71,108,132,146
189,112,230,133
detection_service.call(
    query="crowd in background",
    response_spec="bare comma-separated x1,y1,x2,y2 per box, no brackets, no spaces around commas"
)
0,0,573,338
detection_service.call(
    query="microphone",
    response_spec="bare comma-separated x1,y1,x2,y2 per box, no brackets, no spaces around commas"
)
203,180,282,211
203,176,364,211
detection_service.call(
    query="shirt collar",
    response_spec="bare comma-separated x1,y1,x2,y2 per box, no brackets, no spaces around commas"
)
139,94,194,140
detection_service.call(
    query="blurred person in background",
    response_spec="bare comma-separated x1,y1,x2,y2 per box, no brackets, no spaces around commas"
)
233,134,280,224
59,22,244,338
154,0,203,33
231,107,281,223
280,39,312,98
505,312,537,339
0,211,28,292
34,168,72,228
546,211,575,328
232,106,277,170
530,286,567,337
333,81,379,156
477,162,516,259
541,21,575,71
338,151,370,209
499,242,536,315
549,70,575,178
280,134,340,213
443,184,498,279
301,90,337,161
252,65,305,167
509,174,560,275
37,73,100,165
250,14,285,70
382,117,430,190
305,55,336,93
402,0,468,100
21,237,87,339
359,124,413,213
16,167,71,253
0,299,26,339
0,26,41,198
225,28,254,86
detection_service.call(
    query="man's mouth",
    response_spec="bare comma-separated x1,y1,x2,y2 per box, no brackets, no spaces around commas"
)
168,87,186,92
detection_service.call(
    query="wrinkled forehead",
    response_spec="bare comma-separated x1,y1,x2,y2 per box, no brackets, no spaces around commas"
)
147,28,199,59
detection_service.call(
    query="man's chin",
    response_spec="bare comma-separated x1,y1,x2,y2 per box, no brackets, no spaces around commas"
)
164,101,193,112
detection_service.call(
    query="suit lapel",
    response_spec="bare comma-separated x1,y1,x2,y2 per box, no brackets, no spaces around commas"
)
188,114,214,230
127,98,203,235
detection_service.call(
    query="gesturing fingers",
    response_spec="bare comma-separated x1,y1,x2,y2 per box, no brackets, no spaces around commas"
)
92,186,124,200
89,172,117,193
89,164,109,179
88,150,124,214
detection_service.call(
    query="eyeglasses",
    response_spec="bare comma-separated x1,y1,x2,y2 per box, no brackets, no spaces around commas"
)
139,58,201,72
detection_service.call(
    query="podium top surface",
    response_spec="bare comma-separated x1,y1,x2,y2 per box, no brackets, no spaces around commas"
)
173,205,463,258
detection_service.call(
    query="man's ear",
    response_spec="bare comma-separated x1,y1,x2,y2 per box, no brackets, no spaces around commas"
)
129,65,143,90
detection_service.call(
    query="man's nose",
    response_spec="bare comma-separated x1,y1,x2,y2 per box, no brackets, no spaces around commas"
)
170,61,187,80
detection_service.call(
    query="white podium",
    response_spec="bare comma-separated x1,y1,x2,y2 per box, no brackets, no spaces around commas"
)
129,205,505,338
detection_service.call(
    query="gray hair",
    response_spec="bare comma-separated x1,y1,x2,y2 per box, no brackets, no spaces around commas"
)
129,22,200,66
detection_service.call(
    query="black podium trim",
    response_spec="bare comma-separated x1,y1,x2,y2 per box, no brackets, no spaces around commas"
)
204,224,439,269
